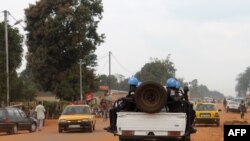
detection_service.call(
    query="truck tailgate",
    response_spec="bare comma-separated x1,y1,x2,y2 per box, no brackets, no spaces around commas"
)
117,112,187,136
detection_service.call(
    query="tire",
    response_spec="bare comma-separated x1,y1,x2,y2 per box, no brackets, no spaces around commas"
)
216,121,220,127
9,124,18,134
58,128,63,133
29,123,37,132
135,81,167,113
181,135,191,141
88,123,94,132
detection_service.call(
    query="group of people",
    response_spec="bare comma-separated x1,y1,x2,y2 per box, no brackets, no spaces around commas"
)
104,76,196,134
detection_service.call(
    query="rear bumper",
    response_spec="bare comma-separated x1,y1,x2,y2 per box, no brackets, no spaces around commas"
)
118,135,189,140
194,118,220,124
58,121,92,129
227,108,240,112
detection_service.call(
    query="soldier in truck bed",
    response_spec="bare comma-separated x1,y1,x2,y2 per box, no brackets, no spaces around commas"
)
104,75,140,132
166,78,196,134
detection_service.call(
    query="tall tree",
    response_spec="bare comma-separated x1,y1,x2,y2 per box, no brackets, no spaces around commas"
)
24,0,104,99
236,67,250,97
135,57,176,85
98,74,118,89
189,79,224,99
0,22,23,103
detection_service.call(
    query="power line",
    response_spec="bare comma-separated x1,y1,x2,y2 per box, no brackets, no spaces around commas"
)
97,53,109,60
8,12,25,29
111,53,134,75
97,57,109,75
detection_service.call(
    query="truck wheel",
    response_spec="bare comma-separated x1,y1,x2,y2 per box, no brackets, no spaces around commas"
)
181,135,191,141
135,81,167,113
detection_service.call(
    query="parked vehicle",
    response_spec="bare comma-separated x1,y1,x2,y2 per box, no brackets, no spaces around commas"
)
193,103,221,126
0,107,37,134
58,104,96,133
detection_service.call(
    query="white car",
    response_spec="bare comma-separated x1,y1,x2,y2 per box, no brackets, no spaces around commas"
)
226,101,240,112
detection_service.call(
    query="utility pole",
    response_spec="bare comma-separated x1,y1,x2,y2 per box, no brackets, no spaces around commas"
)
108,51,111,95
4,10,9,106
79,59,83,101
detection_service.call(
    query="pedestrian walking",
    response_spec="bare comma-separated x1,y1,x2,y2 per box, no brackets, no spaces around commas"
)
35,101,46,131
239,100,246,119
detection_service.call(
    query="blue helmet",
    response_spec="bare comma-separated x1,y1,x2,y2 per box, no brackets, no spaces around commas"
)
175,81,181,89
128,75,139,85
166,78,177,88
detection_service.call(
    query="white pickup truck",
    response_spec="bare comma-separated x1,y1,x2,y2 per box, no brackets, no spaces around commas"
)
226,100,240,112
116,112,189,141
108,81,192,141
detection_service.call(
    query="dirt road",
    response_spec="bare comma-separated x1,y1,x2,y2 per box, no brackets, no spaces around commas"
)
0,103,249,141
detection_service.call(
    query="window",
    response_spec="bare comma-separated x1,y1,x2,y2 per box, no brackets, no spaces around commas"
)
18,109,27,118
0,109,6,120
62,106,91,115
196,104,215,111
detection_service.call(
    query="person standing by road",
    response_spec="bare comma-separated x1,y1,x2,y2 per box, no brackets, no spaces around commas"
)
35,101,46,131
239,100,246,119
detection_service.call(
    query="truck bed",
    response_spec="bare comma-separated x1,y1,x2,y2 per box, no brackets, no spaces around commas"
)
116,112,187,138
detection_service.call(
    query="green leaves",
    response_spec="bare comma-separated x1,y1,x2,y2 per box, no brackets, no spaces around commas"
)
0,22,24,103
136,57,176,85
24,0,104,100
236,67,250,96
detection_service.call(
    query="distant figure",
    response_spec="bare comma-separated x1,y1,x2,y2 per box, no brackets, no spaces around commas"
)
35,101,46,131
100,99,108,121
239,100,246,119
212,99,216,103
223,98,227,109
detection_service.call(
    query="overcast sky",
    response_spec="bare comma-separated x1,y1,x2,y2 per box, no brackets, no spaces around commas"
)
1,0,250,96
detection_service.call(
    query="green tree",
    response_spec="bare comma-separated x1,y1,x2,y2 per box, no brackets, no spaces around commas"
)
236,67,250,97
0,22,23,103
18,68,40,101
118,78,129,91
135,57,176,85
189,79,224,99
24,0,104,100
98,74,119,89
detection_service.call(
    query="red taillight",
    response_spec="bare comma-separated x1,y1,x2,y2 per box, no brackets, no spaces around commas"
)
122,130,134,136
168,131,181,137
